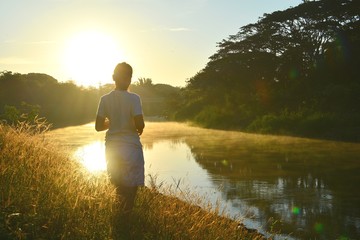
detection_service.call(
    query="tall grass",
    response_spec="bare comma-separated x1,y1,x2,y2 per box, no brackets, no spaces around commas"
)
0,122,115,239
0,122,266,240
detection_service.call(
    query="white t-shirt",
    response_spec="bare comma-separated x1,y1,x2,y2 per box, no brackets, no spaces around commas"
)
96,90,143,146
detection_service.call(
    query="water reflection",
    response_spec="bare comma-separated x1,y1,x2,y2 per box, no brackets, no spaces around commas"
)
48,122,360,240
183,132,360,240
74,141,107,172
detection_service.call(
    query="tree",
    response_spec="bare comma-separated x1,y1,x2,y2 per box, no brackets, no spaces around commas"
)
135,78,153,87
174,0,360,140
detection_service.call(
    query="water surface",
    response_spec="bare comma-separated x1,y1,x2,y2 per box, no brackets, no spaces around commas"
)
48,122,360,240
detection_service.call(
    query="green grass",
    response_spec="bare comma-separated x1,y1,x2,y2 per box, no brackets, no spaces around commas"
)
0,122,266,240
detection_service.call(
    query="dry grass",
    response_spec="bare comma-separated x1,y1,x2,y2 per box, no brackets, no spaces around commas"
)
0,122,266,240
0,123,115,239
129,178,266,240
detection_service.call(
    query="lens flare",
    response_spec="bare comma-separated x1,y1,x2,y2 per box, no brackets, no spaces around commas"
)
334,33,350,62
221,159,229,166
314,222,324,234
288,67,299,79
292,206,300,215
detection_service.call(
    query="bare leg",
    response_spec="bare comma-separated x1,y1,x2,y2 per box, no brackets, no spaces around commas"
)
112,185,138,238
116,185,138,213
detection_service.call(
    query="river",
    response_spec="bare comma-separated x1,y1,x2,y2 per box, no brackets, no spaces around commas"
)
48,121,360,240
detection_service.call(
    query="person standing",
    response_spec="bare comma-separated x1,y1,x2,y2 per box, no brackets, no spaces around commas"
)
95,62,145,214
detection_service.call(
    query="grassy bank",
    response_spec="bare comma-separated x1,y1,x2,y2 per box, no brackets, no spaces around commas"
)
0,123,266,240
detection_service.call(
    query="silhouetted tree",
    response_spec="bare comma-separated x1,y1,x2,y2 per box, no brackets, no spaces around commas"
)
174,0,360,141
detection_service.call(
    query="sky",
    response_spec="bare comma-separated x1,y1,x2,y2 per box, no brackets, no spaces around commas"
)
0,0,302,87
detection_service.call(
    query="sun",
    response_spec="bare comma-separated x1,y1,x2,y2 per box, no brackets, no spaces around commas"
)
63,30,124,87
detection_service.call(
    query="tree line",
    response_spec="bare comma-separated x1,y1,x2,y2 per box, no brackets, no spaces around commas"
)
170,0,359,142
0,72,179,128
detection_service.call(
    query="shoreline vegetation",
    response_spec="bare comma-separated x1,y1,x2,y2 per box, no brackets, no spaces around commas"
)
0,122,267,240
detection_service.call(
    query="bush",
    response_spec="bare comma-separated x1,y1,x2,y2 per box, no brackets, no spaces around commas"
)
246,110,299,135
194,105,225,128
247,109,359,141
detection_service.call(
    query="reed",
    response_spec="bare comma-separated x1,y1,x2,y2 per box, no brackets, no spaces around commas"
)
0,122,266,240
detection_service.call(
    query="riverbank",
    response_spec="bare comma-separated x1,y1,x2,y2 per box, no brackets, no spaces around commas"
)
0,123,266,240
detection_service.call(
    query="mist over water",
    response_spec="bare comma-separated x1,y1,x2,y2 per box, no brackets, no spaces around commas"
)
48,122,360,240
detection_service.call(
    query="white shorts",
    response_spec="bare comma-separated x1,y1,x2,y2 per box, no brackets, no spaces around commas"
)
105,141,144,187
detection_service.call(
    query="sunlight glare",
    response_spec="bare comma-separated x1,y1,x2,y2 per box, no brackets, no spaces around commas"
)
63,30,125,87
74,141,107,172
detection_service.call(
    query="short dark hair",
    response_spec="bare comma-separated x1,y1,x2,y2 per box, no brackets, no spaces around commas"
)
113,62,133,78
113,62,133,90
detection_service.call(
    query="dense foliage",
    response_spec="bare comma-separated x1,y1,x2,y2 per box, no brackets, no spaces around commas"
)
0,72,98,127
172,0,360,141
0,72,179,128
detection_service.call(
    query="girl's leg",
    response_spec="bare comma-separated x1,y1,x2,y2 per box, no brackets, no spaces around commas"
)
116,184,138,212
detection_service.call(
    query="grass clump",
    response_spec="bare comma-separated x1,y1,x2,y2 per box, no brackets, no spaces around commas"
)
131,181,266,240
0,122,266,239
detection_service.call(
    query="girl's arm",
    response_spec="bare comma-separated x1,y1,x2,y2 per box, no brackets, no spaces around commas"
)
95,116,109,131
